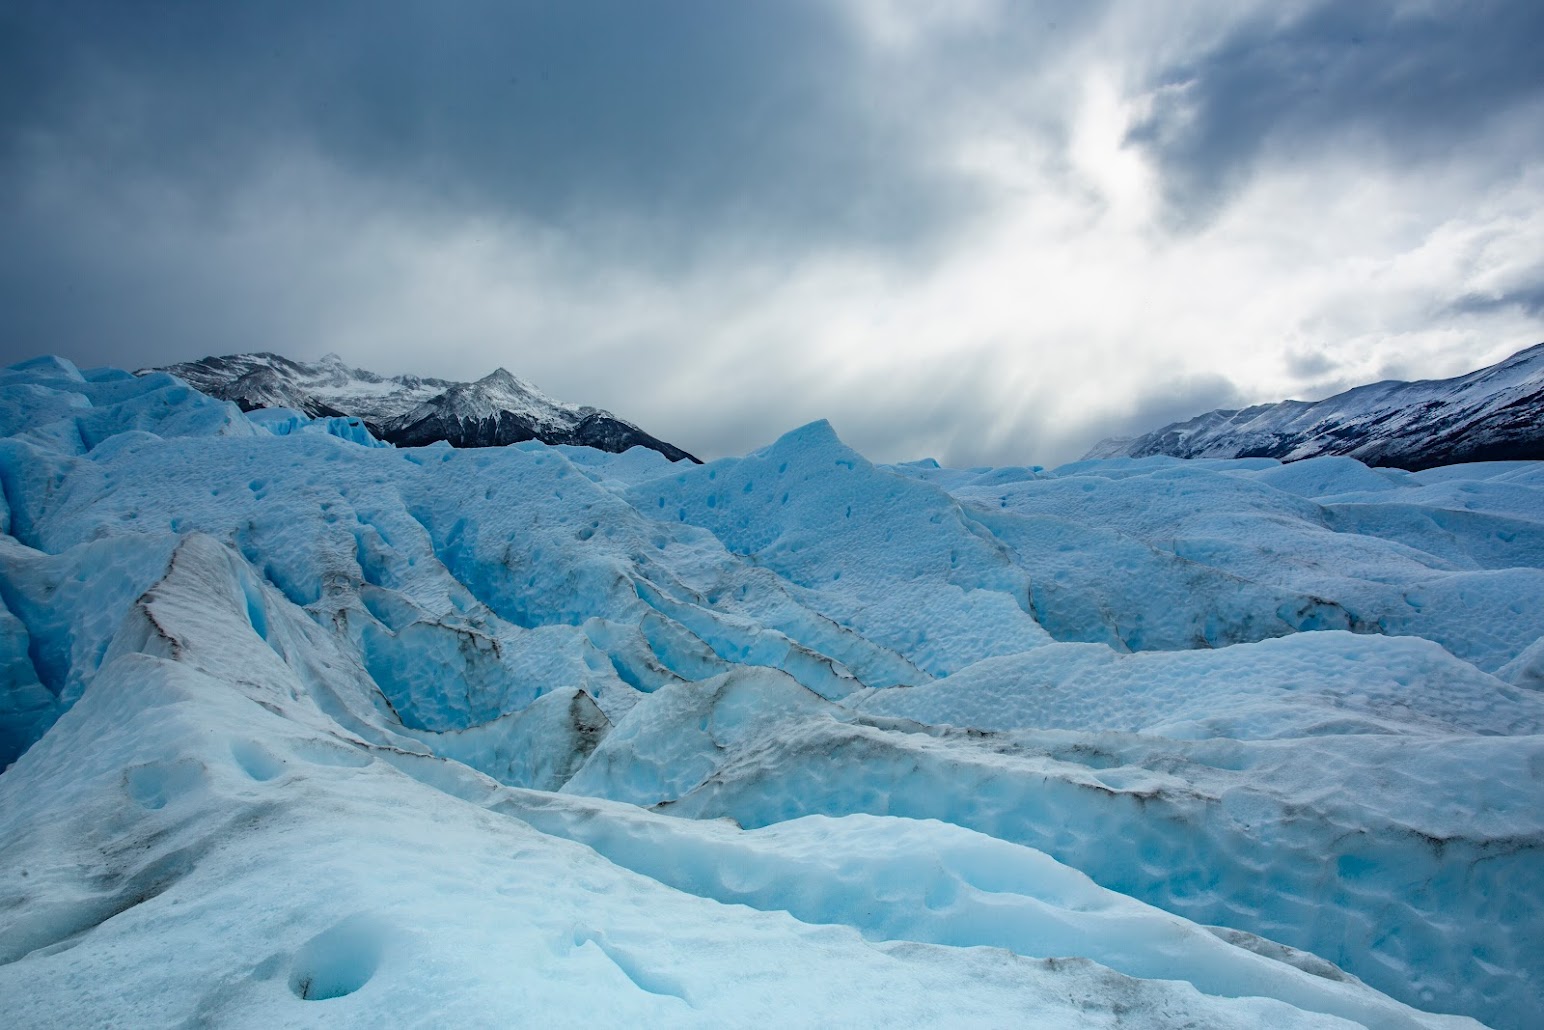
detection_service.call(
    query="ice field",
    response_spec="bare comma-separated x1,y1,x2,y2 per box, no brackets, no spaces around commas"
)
1,356,1541,1027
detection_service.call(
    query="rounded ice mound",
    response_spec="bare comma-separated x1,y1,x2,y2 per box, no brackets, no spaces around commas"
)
5,355,85,381
1244,456,1411,498
0,356,258,456
859,631,1544,739
624,419,1052,676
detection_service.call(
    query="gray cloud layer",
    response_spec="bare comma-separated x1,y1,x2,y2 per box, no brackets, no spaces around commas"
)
1131,1,1544,220
2,0,1541,465
2,1,976,253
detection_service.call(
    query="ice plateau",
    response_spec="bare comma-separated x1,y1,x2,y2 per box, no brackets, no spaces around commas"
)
1,355,1541,1028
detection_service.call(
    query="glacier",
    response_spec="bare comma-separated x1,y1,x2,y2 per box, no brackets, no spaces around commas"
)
1,355,1541,1028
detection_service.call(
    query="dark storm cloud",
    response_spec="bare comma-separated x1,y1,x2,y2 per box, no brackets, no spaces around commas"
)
0,0,1080,372
0,0,1109,373
1128,0,1544,221
0,185,328,367
0,0,977,259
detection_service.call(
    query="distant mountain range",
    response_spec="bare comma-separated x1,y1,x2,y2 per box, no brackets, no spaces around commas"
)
149,352,700,463
1085,342,1544,470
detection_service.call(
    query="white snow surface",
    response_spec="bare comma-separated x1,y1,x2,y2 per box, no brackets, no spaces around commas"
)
3,356,1542,1027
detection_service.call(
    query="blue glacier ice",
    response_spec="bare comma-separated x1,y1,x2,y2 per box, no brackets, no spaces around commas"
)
246,406,391,448
2,356,1540,1028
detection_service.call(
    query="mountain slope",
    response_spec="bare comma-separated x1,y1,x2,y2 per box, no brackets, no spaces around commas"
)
1086,342,1544,469
151,352,700,462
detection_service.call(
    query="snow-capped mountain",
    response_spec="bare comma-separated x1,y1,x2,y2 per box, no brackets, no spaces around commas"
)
1086,342,1544,469
151,352,700,462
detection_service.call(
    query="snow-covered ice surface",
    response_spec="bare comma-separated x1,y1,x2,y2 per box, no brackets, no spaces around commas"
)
3,357,1541,1028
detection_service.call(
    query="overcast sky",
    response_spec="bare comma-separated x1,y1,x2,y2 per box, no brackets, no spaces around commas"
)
3,1,1542,465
